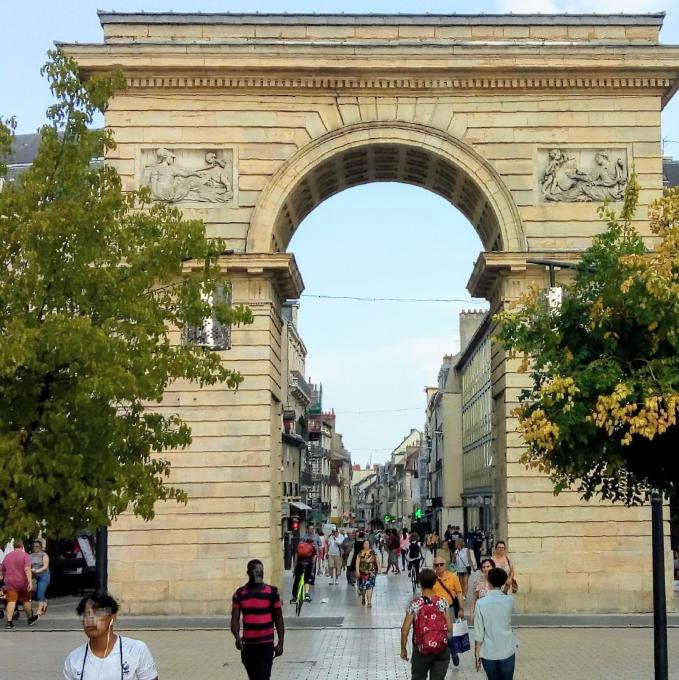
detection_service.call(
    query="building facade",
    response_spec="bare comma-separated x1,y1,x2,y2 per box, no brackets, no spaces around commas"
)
62,12,679,613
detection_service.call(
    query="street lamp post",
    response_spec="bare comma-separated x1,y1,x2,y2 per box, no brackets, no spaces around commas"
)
527,258,669,680
651,489,668,679
95,525,108,593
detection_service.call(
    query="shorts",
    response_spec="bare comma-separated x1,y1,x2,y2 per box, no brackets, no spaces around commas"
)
329,555,343,573
5,589,31,604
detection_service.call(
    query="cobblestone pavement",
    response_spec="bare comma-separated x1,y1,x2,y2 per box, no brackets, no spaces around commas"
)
2,568,679,679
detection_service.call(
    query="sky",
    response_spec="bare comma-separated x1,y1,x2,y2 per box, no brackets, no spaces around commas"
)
2,0,679,466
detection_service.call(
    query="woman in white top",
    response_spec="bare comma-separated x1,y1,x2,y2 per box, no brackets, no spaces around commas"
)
474,568,518,679
454,538,477,593
63,593,158,680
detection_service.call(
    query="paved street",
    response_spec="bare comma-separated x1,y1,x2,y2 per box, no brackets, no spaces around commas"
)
2,569,679,679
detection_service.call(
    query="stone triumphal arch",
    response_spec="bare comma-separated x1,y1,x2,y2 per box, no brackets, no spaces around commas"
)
65,12,679,613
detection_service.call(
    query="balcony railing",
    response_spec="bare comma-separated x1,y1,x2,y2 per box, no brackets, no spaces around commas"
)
300,470,313,487
182,284,231,351
289,370,311,405
308,444,327,459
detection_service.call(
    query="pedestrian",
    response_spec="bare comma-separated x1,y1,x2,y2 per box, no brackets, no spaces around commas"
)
30,539,50,616
474,568,518,679
339,529,351,570
400,528,411,572
491,541,515,593
63,592,158,679
231,559,284,680
384,529,400,574
432,555,464,667
340,529,352,571
347,531,364,586
428,530,439,558
470,558,496,625
356,540,380,608
473,528,485,566
327,529,344,585
291,538,315,603
443,525,454,563
316,531,327,575
1,538,38,628
454,537,477,594
407,532,423,582
400,568,451,680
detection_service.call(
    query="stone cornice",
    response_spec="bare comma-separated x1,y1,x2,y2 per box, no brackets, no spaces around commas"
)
97,12,666,27
63,43,679,106
468,251,583,299
204,253,305,300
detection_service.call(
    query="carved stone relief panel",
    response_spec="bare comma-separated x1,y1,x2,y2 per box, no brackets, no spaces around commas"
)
538,148,628,202
140,148,236,206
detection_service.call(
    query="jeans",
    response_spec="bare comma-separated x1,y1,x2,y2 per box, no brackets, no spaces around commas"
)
34,572,50,602
241,643,275,680
481,654,516,680
411,647,450,680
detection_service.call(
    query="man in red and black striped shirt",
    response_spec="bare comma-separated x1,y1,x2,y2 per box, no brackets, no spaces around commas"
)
230,559,284,680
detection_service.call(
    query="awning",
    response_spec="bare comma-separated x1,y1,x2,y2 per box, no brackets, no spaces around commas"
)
290,501,312,512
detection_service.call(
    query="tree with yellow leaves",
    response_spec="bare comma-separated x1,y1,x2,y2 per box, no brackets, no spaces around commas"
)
496,177,679,505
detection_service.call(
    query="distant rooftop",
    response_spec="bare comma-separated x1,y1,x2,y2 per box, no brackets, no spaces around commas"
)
97,12,666,27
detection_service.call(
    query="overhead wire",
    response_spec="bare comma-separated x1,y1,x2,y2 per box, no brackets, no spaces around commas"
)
301,293,485,303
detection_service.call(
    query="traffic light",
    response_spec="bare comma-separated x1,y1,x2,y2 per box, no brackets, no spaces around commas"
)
383,514,393,524
289,516,300,531
414,508,423,519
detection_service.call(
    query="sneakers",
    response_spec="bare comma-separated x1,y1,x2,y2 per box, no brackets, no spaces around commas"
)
304,594,312,602
5,621,14,629
27,615,39,627
452,653,460,667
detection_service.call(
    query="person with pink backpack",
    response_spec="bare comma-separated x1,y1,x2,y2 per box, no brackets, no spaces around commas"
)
399,568,452,680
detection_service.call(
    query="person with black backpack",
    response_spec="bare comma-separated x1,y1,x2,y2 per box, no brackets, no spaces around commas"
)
400,568,452,680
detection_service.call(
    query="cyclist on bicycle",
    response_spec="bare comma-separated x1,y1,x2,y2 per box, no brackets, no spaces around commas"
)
291,538,316,604
406,532,424,582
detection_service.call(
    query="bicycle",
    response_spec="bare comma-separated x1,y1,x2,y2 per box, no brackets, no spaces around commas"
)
407,556,424,594
294,567,306,616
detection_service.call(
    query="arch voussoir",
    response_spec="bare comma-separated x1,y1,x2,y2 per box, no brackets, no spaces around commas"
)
247,122,526,254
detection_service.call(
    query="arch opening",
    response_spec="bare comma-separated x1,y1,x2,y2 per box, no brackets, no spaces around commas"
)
279,144,501,254
246,123,526,255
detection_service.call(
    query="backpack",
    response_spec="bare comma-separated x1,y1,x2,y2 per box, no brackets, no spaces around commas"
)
413,596,448,655
297,541,314,560
408,542,421,560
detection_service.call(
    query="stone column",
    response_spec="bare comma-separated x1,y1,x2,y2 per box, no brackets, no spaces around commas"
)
487,263,656,613
108,254,302,614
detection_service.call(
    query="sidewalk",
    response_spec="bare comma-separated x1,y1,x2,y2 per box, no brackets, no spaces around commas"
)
2,569,678,679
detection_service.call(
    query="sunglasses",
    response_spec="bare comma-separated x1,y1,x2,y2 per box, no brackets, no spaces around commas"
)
434,562,445,566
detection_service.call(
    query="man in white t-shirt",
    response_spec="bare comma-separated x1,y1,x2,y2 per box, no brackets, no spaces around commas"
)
327,530,345,585
63,593,158,680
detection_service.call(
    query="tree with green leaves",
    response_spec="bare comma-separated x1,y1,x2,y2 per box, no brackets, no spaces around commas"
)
0,50,252,538
496,176,679,505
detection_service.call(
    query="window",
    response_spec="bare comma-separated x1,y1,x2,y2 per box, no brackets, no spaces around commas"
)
182,282,232,350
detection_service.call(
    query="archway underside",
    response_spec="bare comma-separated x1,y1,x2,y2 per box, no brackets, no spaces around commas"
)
276,143,502,253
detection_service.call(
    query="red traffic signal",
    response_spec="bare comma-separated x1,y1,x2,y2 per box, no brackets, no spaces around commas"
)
289,516,300,531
